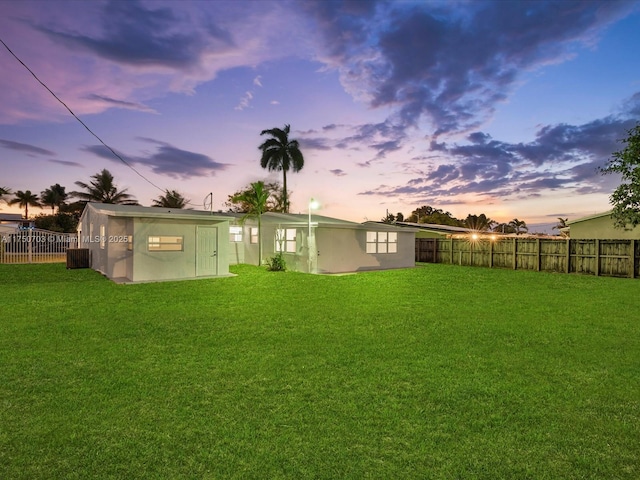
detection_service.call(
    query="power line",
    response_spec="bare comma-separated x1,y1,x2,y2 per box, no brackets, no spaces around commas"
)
0,36,165,193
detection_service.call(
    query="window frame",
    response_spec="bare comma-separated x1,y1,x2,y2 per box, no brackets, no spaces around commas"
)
148,235,184,252
275,228,297,253
229,226,243,243
366,231,398,254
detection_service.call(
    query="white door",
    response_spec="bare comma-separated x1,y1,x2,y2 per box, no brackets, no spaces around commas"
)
196,226,218,276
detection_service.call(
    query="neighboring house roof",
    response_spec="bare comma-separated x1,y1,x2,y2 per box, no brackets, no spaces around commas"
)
566,211,612,225
223,212,417,231
0,213,25,222
81,203,230,221
393,221,473,234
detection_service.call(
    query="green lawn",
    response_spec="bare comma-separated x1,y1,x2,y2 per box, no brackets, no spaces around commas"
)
1,263,639,479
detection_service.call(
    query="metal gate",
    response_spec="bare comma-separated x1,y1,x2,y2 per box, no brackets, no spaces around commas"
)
0,228,76,264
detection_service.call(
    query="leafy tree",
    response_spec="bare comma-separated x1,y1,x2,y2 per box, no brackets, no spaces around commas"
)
59,201,86,220
8,190,41,218
40,184,68,213
508,218,528,235
396,212,404,222
258,124,304,213
34,212,78,233
0,186,11,204
464,214,496,231
231,181,270,265
407,206,462,226
152,190,190,209
599,123,640,228
71,169,138,205
493,222,516,234
226,181,285,213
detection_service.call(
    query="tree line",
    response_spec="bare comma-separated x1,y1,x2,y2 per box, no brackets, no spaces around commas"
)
3,121,638,234
381,207,539,235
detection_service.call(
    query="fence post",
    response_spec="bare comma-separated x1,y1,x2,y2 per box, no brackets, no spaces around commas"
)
630,239,636,279
595,239,600,277
489,239,493,268
450,239,454,265
536,238,541,271
512,237,517,270
28,228,33,264
566,239,571,274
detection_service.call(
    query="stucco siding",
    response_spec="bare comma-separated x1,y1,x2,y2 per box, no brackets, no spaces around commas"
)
106,217,131,280
316,227,414,273
570,214,640,240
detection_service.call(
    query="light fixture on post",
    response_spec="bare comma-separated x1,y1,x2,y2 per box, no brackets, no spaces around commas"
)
307,198,320,273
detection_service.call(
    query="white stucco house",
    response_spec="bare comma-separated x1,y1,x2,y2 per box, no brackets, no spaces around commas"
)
77,203,232,283
225,212,417,274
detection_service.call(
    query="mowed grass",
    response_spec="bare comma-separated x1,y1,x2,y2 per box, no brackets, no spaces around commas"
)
1,263,639,479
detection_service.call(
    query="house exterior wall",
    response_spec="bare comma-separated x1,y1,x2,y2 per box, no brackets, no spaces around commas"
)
78,208,111,276
316,227,415,273
107,217,132,281
79,204,230,282
228,222,246,265
570,215,640,240
228,214,415,274
132,217,229,282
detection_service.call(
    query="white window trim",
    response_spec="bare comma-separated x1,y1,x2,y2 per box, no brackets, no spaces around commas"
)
229,226,243,242
275,228,297,253
366,231,398,254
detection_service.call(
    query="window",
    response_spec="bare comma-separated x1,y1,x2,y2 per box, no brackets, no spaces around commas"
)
229,226,243,242
148,235,183,251
275,228,297,253
366,231,397,254
250,227,259,244
100,225,106,249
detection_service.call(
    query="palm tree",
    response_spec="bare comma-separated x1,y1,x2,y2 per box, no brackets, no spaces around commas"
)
258,124,304,213
9,190,41,219
508,218,528,235
152,190,190,209
40,184,68,213
71,169,138,205
231,181,269,265
552,217,569,237
464,214,496,232
0,186,12,206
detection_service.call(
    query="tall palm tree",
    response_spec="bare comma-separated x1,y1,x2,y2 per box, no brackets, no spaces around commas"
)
40,184,68,213
508,218,528,235
9,190,41,219
258,124,304,213
152,190,190,209
231,181,269,265
71,169,138,205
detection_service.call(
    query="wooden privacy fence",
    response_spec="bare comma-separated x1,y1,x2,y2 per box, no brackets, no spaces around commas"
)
0,228,76,264
416,237,640,279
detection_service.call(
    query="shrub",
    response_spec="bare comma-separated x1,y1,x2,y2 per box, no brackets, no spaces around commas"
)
266,252,286,271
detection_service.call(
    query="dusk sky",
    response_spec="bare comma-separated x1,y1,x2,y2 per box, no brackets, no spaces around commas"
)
1,0,639,231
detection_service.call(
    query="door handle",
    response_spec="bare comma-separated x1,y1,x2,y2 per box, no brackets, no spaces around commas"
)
211,251,217,257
